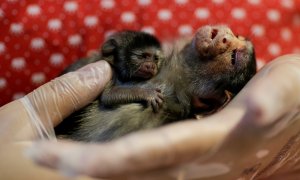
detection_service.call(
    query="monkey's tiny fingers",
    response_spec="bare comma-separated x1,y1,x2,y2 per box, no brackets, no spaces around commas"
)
150,99,160,113
155,88,162,93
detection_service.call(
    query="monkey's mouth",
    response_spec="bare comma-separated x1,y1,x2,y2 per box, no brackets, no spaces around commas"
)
135,70,155,79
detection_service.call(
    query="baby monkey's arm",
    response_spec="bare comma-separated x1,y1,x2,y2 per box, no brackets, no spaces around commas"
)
101,84,163,113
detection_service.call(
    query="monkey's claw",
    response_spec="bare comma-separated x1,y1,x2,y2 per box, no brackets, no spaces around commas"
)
146,88,164,113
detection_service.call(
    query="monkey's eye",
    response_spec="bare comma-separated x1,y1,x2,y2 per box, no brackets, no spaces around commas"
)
154,55,159,61
142,53,151,59
136,55,144,59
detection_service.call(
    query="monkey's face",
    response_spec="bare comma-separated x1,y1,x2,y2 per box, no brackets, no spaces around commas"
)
188,25,256,94
128,47,163,80
185,25,256,113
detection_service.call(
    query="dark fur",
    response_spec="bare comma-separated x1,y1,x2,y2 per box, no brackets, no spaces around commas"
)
55,26,257,142
62,31,164,111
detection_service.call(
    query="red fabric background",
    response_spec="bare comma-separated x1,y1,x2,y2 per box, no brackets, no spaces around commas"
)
1,0,300,105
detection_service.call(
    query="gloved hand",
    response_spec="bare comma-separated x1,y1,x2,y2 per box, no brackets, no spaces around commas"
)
0,60,112,143
22,54,300,179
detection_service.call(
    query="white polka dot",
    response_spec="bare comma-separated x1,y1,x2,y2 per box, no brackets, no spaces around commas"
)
50,53,64,66
100,0,115,9
84,16,98,27
48,19,62,31
174,0,188,5
31,72,46,84
281,0,294,9
31,38,45,50
68,34,82,46
256,149,269,159
247,0,261,5
158,9,172,21
231,8,246,20
121,12,136,23
141,26,155,35
212,0,224,4
104,30,116,39
268,43,281,56
267,9,281,22
251,24,265,37
281,28,292,41
195,8,210,20
0,8,4,18
11,57,26,70
178,25,193,36
293,14,300,26
0,42,6,54
10,23,23,34
26,4,41,16
64,1,78,13
13,92,25,100
0,78,7,89
137,0,151,6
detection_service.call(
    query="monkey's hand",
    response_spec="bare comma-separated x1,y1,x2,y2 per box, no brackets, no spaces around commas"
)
143,88,164,113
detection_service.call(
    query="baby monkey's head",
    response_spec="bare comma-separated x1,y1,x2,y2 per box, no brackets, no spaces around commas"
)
101,31,163,82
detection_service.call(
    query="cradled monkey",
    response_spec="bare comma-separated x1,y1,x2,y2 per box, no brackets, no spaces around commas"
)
55,26,257,142
61,31,164,111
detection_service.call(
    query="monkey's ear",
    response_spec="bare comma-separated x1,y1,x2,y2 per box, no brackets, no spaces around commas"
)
102,39,118,56
101,39,118,65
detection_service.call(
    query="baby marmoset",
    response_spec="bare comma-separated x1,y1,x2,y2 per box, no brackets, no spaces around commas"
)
55,30,165,138
55,26,257,142
62,31,164,111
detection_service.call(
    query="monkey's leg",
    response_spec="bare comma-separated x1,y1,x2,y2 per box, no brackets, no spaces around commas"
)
101,86,163,112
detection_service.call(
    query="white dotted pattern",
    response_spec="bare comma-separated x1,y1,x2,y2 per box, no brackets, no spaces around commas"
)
100,0,115,9
68,34,82,46
0,42,6,54
84,16,98,27
48,19,62,31
10,23,23,34
0,1,299,105
31,72,46,84
30,38,45,50
195,8,210,19
267,9,281,22
64,1,78,13
50,53,64,66
11,57,26,70
27,4,41,16
158,9,172,21
0,78,7,89
231,8,246,20
121,12,136,23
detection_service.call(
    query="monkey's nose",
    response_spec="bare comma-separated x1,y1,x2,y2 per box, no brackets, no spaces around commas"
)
145,63,155,70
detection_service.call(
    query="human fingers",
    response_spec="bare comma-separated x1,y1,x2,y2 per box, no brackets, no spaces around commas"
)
237,54,300,127
0,61,112,141
26,54,300,178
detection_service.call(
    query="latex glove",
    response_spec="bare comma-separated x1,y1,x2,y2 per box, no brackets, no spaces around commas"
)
0,60,112,143
25,54,300,179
